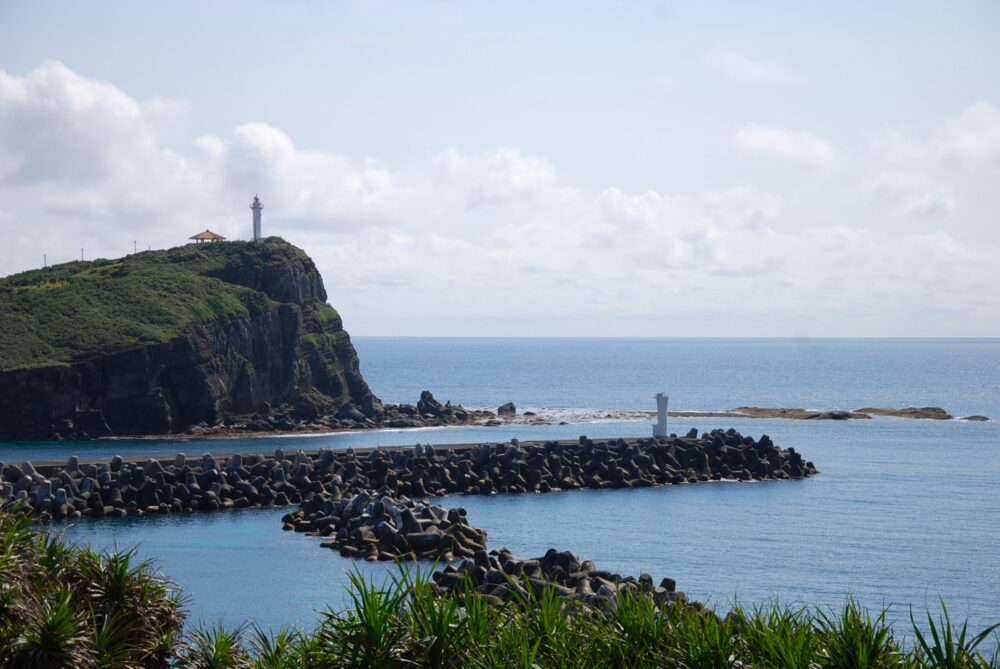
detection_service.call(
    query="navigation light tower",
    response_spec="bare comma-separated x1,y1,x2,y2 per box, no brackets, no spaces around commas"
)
251,195,263,241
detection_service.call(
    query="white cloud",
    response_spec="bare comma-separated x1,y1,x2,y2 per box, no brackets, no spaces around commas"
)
881,101,1000,165
734,124,841,169
703,49,800,84
860,171,956,216
0,62,995,336
649,73,675,90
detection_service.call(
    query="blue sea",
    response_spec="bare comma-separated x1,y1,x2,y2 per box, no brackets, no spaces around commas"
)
4,338,999,639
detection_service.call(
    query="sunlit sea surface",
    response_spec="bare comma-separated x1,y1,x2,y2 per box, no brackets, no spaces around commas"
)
4,338,997,637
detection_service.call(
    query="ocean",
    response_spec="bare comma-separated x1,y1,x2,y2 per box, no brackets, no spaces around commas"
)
5,338,999,637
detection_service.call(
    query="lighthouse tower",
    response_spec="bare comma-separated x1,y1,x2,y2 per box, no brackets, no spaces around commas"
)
652,392,669,438
250,195,263,241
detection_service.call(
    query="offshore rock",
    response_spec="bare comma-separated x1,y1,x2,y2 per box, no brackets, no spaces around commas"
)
498,402,517,417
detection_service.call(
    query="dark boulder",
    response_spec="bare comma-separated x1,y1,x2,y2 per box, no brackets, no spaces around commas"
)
416,391,444,416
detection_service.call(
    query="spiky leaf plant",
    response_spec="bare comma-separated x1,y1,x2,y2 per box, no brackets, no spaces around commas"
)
911,601,1000,669
177,625,251,669
738,603,819,669
668,606,744,669
316,568,408,669
815,598,903,669
0,505,186,669
4,588,96,669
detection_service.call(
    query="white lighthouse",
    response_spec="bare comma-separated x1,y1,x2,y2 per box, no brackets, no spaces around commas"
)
251,195,263,241
653,392,669,438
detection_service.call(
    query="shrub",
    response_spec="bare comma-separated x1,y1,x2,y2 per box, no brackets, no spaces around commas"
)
0,506,186,668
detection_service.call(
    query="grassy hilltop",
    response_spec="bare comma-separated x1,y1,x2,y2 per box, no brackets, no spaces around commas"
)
0,238,340,373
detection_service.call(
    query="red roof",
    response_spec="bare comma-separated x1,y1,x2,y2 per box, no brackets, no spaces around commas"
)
189,230,226,241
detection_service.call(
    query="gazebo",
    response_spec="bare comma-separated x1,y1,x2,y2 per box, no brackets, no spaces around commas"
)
189,230,226,244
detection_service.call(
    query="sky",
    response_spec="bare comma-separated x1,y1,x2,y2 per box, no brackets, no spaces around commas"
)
0,1,998,337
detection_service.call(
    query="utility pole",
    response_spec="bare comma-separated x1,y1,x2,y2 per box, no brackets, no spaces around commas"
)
81,248,84,262
133,240,137,254
43,254,47,268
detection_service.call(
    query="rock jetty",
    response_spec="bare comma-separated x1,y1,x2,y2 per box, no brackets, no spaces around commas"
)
282,493,488,561
433,547,685,612
1,430,817,546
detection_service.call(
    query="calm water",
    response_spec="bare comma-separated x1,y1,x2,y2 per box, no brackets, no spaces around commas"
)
354,337,1000,417
5,338,999,637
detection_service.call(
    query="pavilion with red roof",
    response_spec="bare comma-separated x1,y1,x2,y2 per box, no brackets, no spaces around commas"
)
189,230,226,243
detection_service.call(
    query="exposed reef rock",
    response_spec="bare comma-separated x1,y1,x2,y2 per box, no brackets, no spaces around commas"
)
433,547,685,612
732,405,991,421
855,407,954,420
731,407,872,420
494,406,989,425
656,406,985,421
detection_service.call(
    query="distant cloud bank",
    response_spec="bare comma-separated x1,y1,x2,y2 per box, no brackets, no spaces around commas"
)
0,61,996,336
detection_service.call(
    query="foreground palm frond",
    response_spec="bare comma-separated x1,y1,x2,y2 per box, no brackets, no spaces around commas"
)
0,504,186,669
911,601,1000,669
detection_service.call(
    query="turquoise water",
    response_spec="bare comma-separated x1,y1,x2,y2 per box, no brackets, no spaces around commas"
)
5,338,999,636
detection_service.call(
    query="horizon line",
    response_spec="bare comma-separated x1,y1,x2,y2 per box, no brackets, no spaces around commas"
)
350,335,1000,341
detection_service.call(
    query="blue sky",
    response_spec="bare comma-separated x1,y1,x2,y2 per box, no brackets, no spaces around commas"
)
1,1,998,336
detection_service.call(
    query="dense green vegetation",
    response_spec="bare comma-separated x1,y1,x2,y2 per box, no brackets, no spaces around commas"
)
1,508,997,668
0,238,330,372
0,508,184,668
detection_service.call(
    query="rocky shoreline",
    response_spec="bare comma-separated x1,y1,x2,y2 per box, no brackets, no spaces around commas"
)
88,398,988,443
11,386,985,442
47,391,495,441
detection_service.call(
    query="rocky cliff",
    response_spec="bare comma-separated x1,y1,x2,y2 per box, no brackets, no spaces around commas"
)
0,238,381,440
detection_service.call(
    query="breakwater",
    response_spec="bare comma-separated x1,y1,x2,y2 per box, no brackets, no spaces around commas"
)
0,428,817,525
1,429,819,612
435,546,686,610
283,493,490,561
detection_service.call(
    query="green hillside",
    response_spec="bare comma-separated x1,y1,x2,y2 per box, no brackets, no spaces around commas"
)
0,238,336,372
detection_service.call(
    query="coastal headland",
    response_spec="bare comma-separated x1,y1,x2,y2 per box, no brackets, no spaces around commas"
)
0,238,384,441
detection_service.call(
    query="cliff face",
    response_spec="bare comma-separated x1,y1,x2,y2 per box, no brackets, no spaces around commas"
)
0,239,380,440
